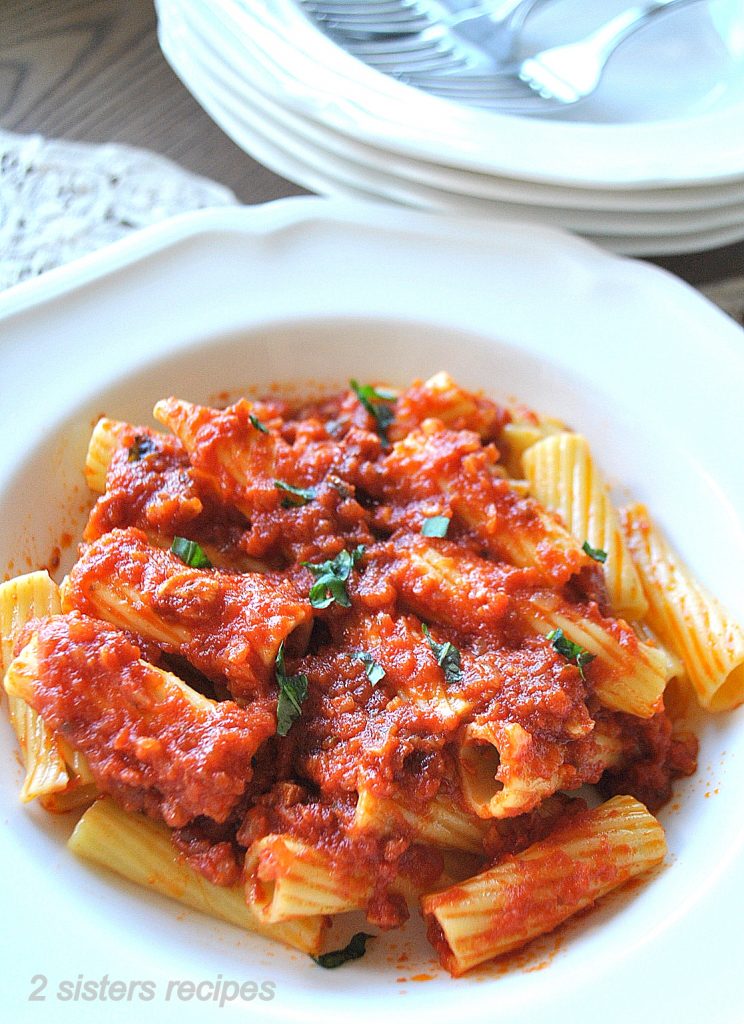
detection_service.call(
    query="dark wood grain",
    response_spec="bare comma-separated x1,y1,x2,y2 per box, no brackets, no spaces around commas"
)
0,0,306,203
1,0,742,284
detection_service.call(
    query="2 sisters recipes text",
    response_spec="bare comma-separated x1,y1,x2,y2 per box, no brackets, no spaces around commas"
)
3,372,743,976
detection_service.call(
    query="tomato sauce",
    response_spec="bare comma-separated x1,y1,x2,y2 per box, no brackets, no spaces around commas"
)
66,527,313,702
22,613,274,827
18,377,696,938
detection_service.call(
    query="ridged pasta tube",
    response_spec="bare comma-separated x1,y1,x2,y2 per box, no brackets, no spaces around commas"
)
84,417,130,493
523,433,648,619
69,798,326,954
245,832,444,923
0,572,71,803
352,787,488,855
421,795,666,975
622,503,744,711
523,591,673,718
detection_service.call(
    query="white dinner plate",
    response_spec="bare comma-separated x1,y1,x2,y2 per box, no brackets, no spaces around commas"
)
1,200,743,1024
170,0,744,233
191,0,744,189
172,0,744,215
158,10,744,255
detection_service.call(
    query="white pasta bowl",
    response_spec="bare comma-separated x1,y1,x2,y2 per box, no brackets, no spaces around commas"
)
0,199,742,1024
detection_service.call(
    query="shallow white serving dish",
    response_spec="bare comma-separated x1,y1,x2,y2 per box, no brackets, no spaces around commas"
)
169,0,744,214
181,0,744,189
158,10,744,257
1,199,743,1024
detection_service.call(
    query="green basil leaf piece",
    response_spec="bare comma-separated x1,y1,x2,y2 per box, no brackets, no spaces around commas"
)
421,515,450,538
546,628,596,681
421,623,462,684
352,651,386,686
312,933,375,969
302,547,365,609
274,480,317,508
248,413,269,434
582,540,608,563
349,379,396,443
170,537,212,569
275,641,309,737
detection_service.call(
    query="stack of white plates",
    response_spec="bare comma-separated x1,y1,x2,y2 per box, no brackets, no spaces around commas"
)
156,0,744,255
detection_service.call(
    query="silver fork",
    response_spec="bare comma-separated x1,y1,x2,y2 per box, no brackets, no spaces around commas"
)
302,0,435,37
394,0,708,112
302,0,548,61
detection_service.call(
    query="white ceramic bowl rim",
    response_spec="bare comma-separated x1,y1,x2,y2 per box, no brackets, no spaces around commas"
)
179,0,744,189
1,199,743,1024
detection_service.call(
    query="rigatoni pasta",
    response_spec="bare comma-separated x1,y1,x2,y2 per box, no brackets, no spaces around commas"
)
421,795,666,975
352,787,488,854
69,797,326,955
621,503,744,711
523,432,648,619
520,591,672,718
0,572,72,804
245,833,373,921
2,373,737,976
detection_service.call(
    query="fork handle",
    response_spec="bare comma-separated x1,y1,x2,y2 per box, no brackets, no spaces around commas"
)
452,0,551,29
449,0,553,59
589,0,704,59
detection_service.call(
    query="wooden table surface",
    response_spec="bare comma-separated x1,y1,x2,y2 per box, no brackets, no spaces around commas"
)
1,0,743,286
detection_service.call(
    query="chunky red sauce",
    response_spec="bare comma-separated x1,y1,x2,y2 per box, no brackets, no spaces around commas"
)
67,527,312,702
19,376,696,936
23,613,274,828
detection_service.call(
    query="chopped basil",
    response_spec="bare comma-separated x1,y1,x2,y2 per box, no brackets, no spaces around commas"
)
312,932,375,969
582,540,608,564
349,379,396,443
308,576,349,609
352,651,385,686
422,623,462,684
275,641,309,737
546,628,595,681
127,434,157,462
248,412,269,434
302,546,365,610
274,479,317,508
421,515,450,538
170,537,212,569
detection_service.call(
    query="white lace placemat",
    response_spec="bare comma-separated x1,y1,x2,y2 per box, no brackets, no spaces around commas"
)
0,129,742,327
0,131,237,291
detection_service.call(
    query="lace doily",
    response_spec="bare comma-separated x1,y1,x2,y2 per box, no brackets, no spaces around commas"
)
0,131,237,290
